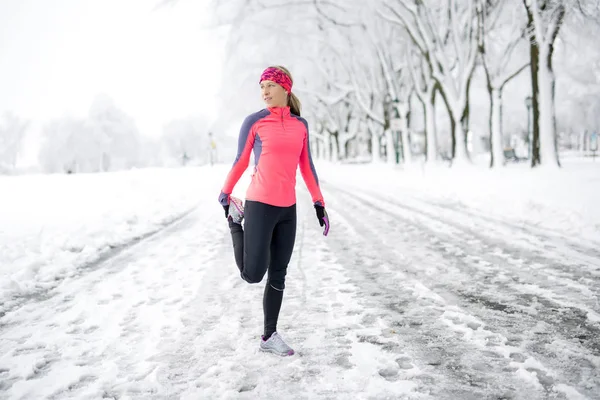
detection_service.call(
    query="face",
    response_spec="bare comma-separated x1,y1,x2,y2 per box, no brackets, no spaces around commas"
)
260,80,288,108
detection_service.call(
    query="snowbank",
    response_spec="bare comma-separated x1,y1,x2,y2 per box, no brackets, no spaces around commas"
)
0,165,230,313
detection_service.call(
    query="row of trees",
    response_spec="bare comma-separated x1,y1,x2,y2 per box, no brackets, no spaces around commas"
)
0,94,219,174
4,0,597,173
205,0,600,168
38,94,144,173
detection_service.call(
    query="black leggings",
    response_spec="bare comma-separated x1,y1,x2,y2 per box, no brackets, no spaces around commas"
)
228,200,297,338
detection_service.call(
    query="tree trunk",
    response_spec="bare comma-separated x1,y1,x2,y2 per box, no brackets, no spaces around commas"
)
399,103,412,165
539,45,561,167
315,137,321,160
323,133,331,161
331,131,340,162
452,110,469,163
461,74,473,150
450,116,456,159
438,87,469,163
344,136,352,160
490,88,504,168
368,119,382,163
424,96,438,163
526,10,541,167
385,130,396,165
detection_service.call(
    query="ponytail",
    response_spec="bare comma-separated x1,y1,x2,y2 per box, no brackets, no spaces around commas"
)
288,92,302,117
270,65,302,116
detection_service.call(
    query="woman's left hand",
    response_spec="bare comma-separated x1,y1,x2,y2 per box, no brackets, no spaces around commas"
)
314,205,330,236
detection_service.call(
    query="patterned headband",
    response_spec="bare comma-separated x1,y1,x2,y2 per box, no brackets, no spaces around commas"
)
259,67,292,94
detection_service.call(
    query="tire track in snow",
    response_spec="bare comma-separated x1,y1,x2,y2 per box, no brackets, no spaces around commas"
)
322,179,600,294
444,200,600,261
362,183,600,264
370,187,600,288
325,181,600,321
322,182,599,399
330,183,600,331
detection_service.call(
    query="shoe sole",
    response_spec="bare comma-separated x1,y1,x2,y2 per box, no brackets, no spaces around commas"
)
259,346,295,356
229,197,244,223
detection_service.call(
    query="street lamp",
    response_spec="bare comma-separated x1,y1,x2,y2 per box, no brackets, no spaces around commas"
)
525,95,532,159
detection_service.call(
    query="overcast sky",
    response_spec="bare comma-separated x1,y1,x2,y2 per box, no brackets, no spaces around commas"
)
0,0,225,144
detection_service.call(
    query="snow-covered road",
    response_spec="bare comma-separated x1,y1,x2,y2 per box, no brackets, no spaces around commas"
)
321,180,600,399
1,179,598,399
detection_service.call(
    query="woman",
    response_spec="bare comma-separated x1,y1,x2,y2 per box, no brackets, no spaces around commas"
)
218,65,330,356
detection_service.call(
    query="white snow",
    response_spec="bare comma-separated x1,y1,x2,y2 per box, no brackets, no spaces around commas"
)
0,166,225,313
0,160,598,399
321,158,600,244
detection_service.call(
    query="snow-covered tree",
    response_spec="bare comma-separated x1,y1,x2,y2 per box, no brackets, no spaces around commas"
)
202,0,386,162
160,117,210,166
168,0,599,169
379,0,482,165
523,0,600,167
480,0,529,167
38,94,144,173
553,10,600,149
88,94,142,171
38,117,97,173
522,0,565,167
407,50,439,163
0,112,29,173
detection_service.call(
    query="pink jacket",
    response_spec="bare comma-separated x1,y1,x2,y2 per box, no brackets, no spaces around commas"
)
220,106,325,208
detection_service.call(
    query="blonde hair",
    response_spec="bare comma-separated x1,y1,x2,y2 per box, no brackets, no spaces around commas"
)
270,65,302,116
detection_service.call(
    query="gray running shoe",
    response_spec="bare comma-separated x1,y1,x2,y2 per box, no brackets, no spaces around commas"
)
259,332,295,356
228,196,244,224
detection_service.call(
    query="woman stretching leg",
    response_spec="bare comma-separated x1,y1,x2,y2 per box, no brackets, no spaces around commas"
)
218,65,330,356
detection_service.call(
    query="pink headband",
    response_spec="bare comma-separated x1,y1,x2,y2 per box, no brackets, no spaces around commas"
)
259,67,292,94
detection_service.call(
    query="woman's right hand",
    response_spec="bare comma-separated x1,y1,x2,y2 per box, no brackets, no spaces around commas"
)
218,192,230,218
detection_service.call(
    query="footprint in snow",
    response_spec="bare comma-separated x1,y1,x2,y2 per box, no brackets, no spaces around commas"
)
69,315,86,325
25,357,56,380
83,325,99,334
147,295,164,306
58,374,98,394
395,356,415,370
378,366,400,381
166,297,182,306
328,328,349,338
467,322,482,330
12,345,45,356
238,383,257,393
332,353,354,369
360,313,377,325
